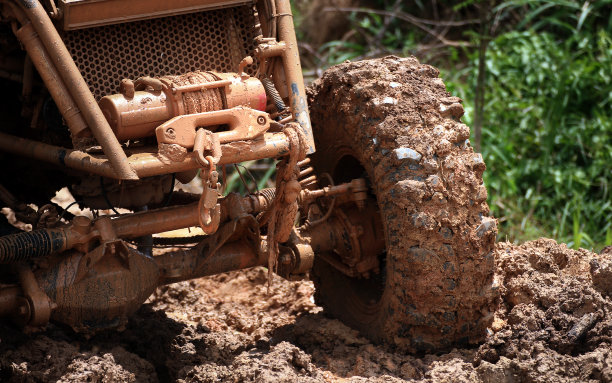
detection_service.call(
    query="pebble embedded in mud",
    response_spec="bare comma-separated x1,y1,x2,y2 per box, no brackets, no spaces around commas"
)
0,56,608,383
1,238,612,382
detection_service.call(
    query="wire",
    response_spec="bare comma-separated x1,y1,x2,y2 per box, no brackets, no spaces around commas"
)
236,163,260,193
99,177,121,216
234,164,256,195
58,201,79,221
163,173,176,207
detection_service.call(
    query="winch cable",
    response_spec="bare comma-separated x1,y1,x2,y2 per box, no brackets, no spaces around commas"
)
262,78,286,113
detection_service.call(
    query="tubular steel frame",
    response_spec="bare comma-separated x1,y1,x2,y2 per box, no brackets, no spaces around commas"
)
0,0,314,180
0,0,386,333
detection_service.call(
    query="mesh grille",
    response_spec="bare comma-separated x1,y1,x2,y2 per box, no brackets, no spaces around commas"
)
62,5,259,100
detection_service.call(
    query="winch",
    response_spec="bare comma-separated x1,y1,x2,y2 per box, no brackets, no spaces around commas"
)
99,66,267,140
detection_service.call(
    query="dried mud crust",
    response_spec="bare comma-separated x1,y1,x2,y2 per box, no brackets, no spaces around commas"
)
306,56,498,352
476,239,612,382
2,240,612,382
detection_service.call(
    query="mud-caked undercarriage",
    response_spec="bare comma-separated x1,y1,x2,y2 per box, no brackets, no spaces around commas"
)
0,0,497,352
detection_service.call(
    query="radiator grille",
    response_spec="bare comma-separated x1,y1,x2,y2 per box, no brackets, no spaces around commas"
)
62,5,259,100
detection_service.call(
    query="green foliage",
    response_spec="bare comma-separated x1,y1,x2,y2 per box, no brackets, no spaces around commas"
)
297,0,612,250
445,0,612,249
222,161,276,195
312,4,420,66
458,28,612,249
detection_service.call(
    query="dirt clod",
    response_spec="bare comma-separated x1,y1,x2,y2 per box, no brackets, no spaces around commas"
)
308,55,497,352
0,57,609,381
2,238,612,382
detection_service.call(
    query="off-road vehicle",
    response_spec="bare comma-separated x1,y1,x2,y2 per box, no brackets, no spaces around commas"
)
0,0,497,352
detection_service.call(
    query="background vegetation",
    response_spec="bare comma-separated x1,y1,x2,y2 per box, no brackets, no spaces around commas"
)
293,0,612,250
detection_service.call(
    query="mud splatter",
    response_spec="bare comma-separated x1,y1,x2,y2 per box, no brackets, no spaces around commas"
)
307,56,497,351
1,239,611,382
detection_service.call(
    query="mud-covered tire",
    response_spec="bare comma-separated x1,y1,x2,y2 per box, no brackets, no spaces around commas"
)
306,56,498,353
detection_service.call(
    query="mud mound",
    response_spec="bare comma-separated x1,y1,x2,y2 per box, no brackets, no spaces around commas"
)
1,239,612,382
476,239,612,382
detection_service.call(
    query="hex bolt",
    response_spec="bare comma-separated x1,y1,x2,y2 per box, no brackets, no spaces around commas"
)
166,128,176,139
257,116,266,125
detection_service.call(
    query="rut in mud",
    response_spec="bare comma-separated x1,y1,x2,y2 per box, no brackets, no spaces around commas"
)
2,238,612,382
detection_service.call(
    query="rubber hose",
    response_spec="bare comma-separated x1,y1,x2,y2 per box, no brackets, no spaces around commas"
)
261,78,286,112
0,229,66,264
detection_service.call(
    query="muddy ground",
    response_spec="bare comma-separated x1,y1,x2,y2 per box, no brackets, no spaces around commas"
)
1,238,612,382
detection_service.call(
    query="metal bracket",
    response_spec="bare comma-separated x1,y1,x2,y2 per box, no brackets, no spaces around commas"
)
155,107,271,150
74,239,131,282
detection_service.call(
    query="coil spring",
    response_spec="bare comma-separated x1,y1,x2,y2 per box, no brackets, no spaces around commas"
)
257,187,276,206
297,158,316,188
254,158,315,214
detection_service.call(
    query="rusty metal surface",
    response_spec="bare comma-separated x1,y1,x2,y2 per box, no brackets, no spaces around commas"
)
10,0,138,179
0,190,268,258
213,71,267,111
0,177,368,265
14,22,89,139
112,204,199,239
0,176,375,330
156,108,271,151
59,0,254,30
13,263,53,327
157,238,266,285
98,71,265,141
0,286,21,318
62,5,260,100
72,176,174,210
0,0,312,184
36,247,160,332
298,201,385,278
0,131,290,179
0,235,268,330
273,0,315,154
0,0,333,334
0,238,267,330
